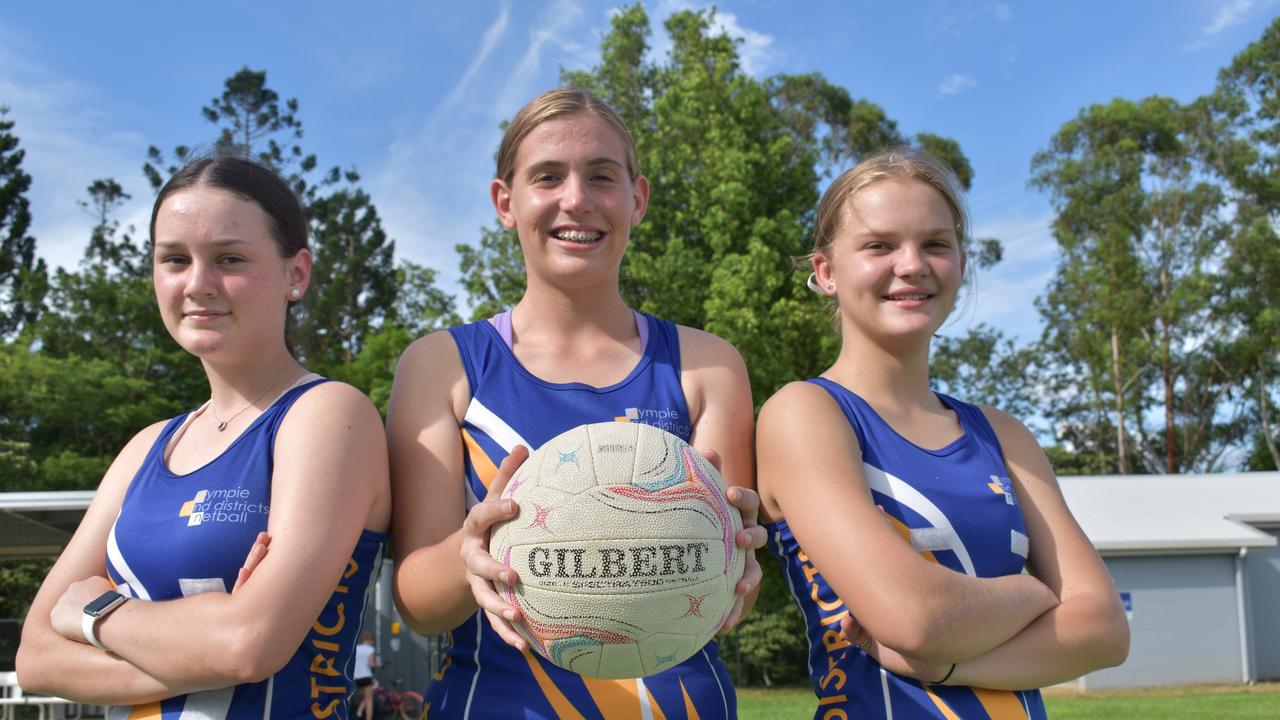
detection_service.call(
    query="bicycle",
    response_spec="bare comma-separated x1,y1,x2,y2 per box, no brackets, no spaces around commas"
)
370,678,423,720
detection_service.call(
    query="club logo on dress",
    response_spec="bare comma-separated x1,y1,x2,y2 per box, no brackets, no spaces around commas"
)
178,487,269,527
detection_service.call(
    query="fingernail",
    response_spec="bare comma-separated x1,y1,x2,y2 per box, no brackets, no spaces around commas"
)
502,500,515,514
505,609,516,621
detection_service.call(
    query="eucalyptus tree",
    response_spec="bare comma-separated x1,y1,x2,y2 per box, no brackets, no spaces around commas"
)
1032,97,1231,473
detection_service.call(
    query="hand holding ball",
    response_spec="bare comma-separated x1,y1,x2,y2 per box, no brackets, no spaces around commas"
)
489,422,746,679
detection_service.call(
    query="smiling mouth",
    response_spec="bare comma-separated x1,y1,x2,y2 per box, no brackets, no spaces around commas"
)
551,229,604,244
885,294,931,301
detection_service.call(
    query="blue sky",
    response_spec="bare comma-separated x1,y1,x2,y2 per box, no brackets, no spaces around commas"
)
2,0,1276,344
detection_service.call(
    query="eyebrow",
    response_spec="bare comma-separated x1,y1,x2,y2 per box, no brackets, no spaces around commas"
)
153,238,251,249
524,157,626,174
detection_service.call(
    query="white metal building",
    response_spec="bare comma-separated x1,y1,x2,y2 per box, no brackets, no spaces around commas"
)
1060,472,1280,690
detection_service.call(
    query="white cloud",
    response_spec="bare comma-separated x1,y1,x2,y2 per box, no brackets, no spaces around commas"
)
943,212,1057,344
438,2,512,116
0,20,153,273
937,74,978,98
1185,0,1264,50
368,1,597,304
498,0,588,114
652,0,778,75
707,9,776,76
937,3,1015,36
1205,0,1255,35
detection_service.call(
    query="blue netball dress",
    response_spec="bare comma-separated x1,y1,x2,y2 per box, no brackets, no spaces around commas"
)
764,378,1047,720
105,379,386,720
423,313,736,720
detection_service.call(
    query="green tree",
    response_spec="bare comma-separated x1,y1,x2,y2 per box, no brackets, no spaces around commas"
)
1031,97,1232,474
296,188,397,371
144,68,347,202
392,260,462,337
144,68,454,373
1203,18,1280,469
16,180,203,492
931,324,1036,419
456,224,527,321
0,107,48,339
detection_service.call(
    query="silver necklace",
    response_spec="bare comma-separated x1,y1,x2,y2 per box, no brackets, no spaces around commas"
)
209,371,289,431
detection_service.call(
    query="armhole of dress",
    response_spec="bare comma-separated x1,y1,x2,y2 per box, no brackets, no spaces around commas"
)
967,401,1011,465
448,325,481,395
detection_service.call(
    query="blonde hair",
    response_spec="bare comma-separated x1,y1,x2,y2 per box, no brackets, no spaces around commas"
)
810,146,970,263
495,88,640,183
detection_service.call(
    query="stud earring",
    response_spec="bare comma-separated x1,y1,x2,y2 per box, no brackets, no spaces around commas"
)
827,284,835,292
289,288,301,300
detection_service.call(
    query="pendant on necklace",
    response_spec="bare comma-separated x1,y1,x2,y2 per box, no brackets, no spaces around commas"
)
217,422,228,431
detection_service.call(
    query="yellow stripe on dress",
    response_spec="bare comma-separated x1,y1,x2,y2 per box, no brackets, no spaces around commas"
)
973,687,1030,719
923,687,963,720
520,649,587,720
580,677,669,720
461,428,499,489
126,703,163,720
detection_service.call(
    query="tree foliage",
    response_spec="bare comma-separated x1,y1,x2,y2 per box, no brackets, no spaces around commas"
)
0,107,48,339
461,4,974,405
1203,17,1280,469
1031,97,1233,474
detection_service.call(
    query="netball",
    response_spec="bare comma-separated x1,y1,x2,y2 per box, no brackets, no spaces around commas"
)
489,421,745,679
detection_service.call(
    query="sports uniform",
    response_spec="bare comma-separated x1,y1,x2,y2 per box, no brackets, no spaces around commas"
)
105,378,386,720
764,377,1047,720
422,312,736,720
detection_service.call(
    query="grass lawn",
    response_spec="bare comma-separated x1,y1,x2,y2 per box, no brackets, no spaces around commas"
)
736,682,1280,719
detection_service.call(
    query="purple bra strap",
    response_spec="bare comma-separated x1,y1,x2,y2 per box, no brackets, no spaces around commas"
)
488,308,649,350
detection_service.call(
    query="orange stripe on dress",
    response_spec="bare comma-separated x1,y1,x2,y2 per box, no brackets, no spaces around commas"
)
579,677,653,720
923,688,963,720
126,703,163,720
680,678,700,720
519,648,587,720
886,515,939,564
972,688,1030,719
461,429,499,489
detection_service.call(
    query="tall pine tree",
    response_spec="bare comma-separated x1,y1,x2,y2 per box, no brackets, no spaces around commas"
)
0,107,48,339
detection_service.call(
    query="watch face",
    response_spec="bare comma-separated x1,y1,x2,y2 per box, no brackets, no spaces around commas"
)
85,591,125,616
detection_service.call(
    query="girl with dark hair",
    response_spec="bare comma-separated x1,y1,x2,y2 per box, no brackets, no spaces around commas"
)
17,155,391,719
756,147,1129,719
387,88,767,719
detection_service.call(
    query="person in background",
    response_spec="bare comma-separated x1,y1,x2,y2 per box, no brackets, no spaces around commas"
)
353,631,378,719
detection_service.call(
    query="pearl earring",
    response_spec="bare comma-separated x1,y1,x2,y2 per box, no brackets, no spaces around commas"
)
289,288,301,299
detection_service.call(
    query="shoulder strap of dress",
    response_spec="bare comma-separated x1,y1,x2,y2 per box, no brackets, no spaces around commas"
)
941,393,1006,459
644,313,682,376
